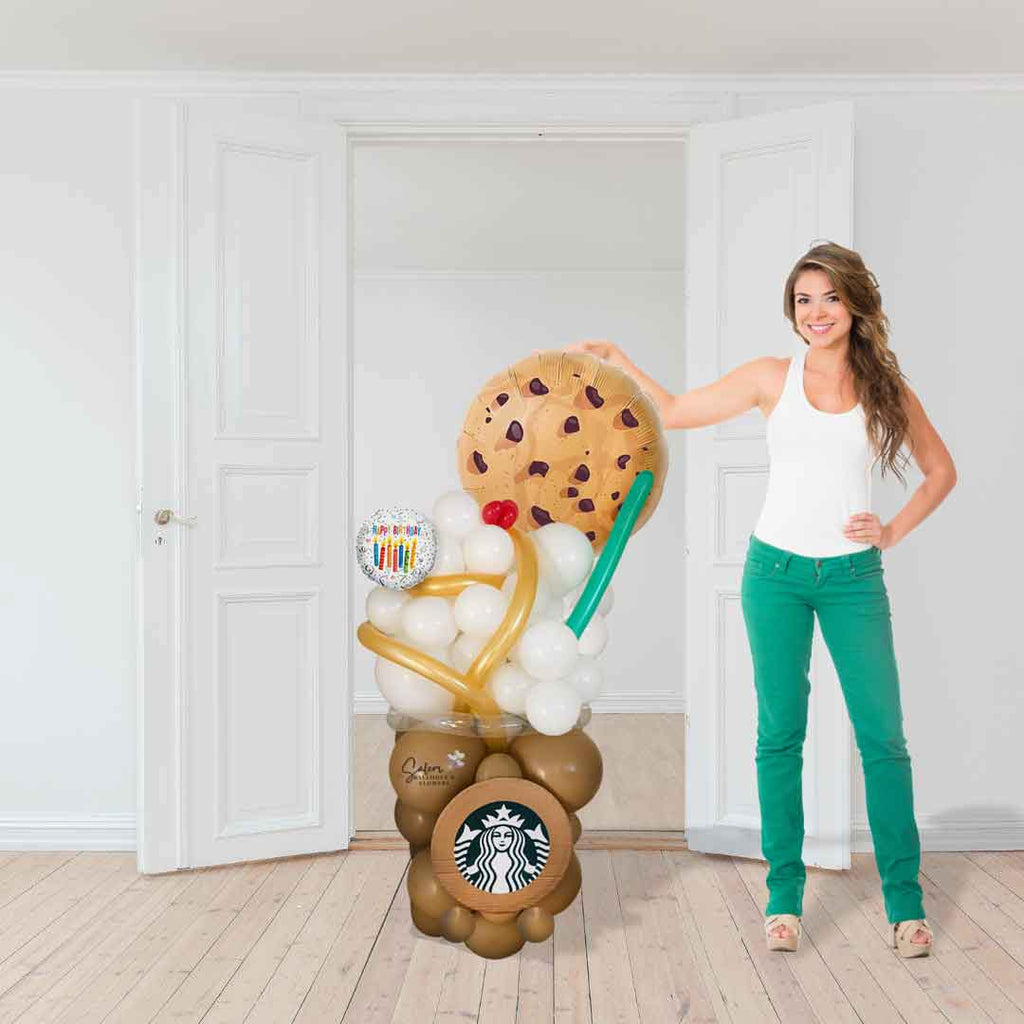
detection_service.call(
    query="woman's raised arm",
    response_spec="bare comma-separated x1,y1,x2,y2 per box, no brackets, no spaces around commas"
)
562,340,771,430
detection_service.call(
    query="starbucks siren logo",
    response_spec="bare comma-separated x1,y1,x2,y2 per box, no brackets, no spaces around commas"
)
454,800,550,894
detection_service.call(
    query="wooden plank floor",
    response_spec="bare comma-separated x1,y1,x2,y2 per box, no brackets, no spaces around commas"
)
2,849,1024,1022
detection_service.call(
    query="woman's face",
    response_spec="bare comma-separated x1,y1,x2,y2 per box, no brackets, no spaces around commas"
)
491,826,513,851
793,269,853,349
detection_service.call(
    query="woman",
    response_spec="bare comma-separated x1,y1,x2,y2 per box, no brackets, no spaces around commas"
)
565,241,957,957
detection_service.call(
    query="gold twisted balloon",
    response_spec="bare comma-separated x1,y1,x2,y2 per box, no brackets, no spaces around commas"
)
357,526,539,744
465,529,537,689
356,621,503,718
407,573,505,597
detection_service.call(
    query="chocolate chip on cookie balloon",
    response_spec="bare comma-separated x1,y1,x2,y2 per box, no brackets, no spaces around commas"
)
457,351,668,549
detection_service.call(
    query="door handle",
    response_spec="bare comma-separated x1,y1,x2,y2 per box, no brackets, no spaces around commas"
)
154,509,198,527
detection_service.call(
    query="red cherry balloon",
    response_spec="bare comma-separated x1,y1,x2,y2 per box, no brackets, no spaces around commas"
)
498,500,519,529
482,500,504,525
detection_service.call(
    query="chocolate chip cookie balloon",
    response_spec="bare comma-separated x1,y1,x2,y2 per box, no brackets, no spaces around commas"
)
457,351,668,550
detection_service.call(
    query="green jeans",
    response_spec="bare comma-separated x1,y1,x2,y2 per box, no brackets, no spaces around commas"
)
740,533,925,924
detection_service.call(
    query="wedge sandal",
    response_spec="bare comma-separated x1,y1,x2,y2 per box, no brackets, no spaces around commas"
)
765,913,801,952
892,918,932,957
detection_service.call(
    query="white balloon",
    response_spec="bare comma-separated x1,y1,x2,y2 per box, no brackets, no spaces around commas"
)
525,679,582,736
532,523,594,596
503,572,560,624
513,620,579,682
451,631,488,673
432,490,482,540
374,657,455,714
365,586,409,635
435,644,458,667
565,585,610,614
399,596,458,648
453,584,506,637
487,663,535,715
577,614,609,658
567,657,604,701
429,533,466,576
463,525,515,575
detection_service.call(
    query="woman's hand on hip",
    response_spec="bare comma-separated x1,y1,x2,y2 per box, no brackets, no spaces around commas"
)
843,512,894,549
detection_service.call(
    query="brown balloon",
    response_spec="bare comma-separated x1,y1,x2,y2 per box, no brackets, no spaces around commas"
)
440,905,477,942
536,852,582,916
407,848,456,920
475,753,523,783
389,731,486,815
465,915,526,959
569,812,583,844
478,910,518,924
410,902,443,937
510,729,603,811
517,906,555,943
394,800,438,847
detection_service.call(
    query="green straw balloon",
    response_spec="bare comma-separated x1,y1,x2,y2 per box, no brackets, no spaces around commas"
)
565,470,653,638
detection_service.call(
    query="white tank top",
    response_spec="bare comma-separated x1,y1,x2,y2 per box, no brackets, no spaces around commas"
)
752,343,876,557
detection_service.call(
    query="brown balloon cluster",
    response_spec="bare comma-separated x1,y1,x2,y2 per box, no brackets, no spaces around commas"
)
392,726,602,958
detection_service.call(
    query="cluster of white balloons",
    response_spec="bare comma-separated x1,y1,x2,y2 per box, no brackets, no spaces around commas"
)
365,490,615,736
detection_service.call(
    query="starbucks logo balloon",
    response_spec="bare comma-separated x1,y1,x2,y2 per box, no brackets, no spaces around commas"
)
454,801,550,894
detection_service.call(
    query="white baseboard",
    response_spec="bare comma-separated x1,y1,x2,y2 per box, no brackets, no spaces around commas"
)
0,814,136,852
353,692,686,715
4,808,1020,855
853,814,1024,852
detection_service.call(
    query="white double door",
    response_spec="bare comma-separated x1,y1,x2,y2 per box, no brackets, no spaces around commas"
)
137,98,855,873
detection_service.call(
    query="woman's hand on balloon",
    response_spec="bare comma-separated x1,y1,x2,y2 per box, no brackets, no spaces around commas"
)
562,339,625,366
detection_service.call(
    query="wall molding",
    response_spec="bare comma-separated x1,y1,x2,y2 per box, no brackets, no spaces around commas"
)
4,810,1021,852
853,814,1024,853
3,72,1024,97
0,815,136,852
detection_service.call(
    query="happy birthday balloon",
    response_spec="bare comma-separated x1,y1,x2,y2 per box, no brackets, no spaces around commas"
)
356,507,437,589
457,350,668,550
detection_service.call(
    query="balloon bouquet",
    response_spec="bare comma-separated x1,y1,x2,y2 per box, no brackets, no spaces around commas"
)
356,350,667,959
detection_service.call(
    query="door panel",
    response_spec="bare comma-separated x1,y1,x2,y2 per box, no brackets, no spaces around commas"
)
684,101,855,869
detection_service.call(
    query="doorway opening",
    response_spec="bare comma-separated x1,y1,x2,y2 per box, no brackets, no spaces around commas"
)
347,130,689,847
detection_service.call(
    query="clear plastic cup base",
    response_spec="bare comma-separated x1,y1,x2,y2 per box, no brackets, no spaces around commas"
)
385,704,592,738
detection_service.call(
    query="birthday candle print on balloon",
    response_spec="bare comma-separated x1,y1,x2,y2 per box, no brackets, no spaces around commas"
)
357,507,437,590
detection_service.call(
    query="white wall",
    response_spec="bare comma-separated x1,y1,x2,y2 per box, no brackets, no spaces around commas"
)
0,91,138,844
1,83,1020,850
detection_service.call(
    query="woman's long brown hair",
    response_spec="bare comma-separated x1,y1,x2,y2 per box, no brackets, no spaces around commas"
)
783,241,913,485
